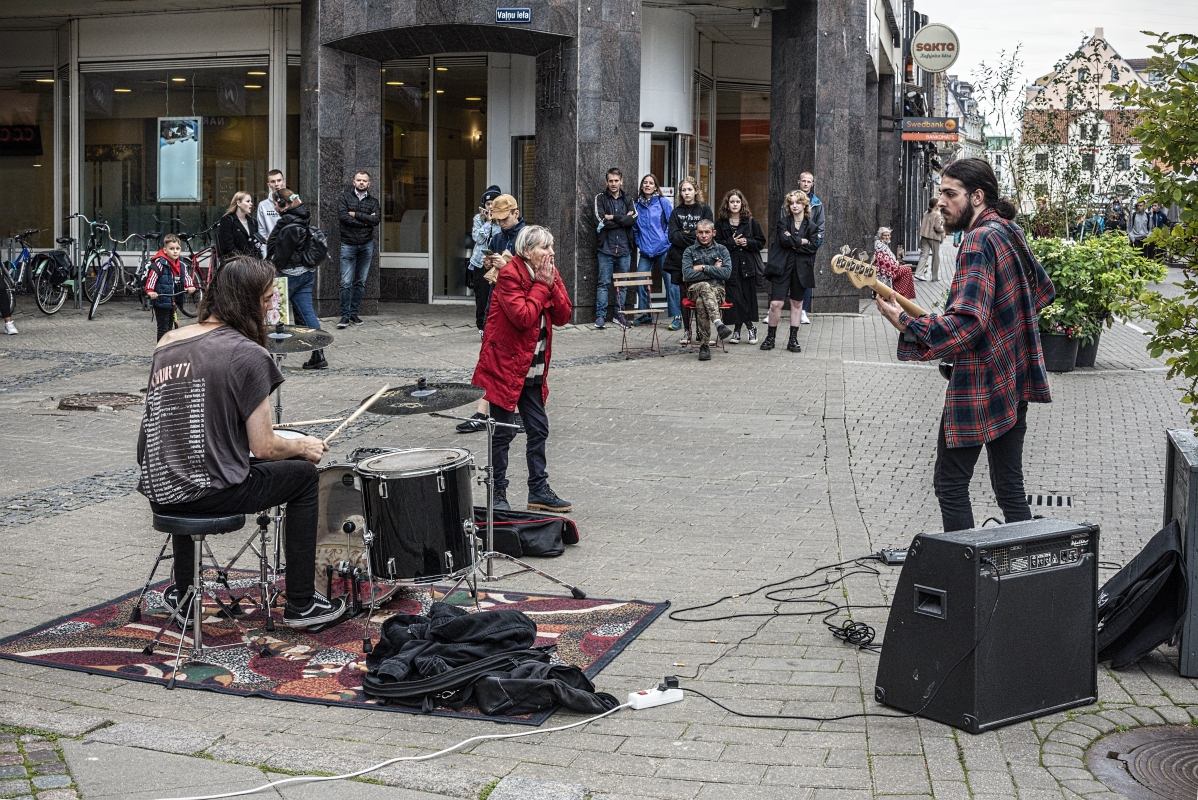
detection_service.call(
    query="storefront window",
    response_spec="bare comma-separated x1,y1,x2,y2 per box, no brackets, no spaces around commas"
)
512,136,535,226
0,72,55,242
382,63,430,254
433,57,488,298
715,88,771,239
82,66,269,241
287,65,300,188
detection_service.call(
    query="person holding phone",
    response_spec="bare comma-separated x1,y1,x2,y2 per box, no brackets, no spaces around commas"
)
469,186,502,334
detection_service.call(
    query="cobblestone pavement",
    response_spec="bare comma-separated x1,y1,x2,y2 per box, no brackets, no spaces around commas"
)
1,257,1197,800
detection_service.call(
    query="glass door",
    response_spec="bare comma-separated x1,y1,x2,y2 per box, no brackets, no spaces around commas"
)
432,56,488,299
382,61,431,256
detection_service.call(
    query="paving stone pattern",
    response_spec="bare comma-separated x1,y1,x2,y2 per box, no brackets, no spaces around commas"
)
0,733,77,800
1,271,1197,799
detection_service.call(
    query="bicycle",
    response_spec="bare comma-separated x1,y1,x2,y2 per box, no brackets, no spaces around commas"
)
3,228,42,316
113,229,163,310
27,218,96,315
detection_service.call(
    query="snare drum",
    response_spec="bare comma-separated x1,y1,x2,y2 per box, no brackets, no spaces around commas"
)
251,427,307,458
355,448,474,582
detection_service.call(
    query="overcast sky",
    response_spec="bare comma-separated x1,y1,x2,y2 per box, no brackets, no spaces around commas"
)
914,0,1198,91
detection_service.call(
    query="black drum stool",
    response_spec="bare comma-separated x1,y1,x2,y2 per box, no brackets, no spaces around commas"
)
140,512,248,688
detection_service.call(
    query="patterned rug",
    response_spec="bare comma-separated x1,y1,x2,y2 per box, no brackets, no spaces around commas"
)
0,576,668,725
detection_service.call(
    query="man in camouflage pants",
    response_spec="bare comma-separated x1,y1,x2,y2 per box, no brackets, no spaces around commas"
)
682,220,733,361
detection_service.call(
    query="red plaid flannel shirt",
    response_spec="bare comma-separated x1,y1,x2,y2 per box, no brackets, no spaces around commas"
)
897,208,1055,448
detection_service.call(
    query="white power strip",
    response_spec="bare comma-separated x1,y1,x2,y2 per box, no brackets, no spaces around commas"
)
628,686,684,709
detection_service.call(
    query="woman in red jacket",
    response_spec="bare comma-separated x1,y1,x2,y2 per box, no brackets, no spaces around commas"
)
472,225,573,513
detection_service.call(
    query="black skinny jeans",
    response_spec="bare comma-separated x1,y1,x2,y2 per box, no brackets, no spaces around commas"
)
933,402,1032,532
473,269,493,331
491,384,549,496
151,459,320,609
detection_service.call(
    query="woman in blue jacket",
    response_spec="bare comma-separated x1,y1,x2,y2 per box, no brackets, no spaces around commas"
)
633,174,675,327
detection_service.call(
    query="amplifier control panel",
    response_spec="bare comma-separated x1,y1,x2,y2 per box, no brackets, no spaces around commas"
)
979,532,1093,576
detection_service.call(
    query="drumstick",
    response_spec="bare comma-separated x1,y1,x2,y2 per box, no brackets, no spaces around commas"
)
323,384,390,444
275,418,345,428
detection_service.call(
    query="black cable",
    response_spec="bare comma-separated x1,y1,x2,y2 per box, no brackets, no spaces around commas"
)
682,557,1004,724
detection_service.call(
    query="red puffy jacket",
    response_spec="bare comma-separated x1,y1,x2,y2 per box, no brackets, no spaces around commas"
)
472,254,573,412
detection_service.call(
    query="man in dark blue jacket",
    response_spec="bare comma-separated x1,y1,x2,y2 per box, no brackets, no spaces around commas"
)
592,168,637,329
336,171,381,328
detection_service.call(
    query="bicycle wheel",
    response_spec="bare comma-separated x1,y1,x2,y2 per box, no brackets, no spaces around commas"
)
88,263,108,320
32,258,67,314
81,250,107,303
177,260,202,318
98,252,121,304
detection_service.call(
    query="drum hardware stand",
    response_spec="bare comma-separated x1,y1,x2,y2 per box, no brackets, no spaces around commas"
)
342,518,378,653
428,412,586,600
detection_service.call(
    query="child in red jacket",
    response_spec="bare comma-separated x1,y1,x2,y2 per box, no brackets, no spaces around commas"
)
144,234,196,341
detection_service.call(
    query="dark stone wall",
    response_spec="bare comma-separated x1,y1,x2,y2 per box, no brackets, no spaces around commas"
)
380,268,427,302
876,73,901,235
770,0,873,314
302,0,383,317
535,0,640,324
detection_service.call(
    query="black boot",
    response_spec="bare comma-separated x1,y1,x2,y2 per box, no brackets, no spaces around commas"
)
760,326,777,351
786,328,802,353
302,349,328,369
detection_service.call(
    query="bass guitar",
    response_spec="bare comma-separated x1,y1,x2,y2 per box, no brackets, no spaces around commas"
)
830,246,928,317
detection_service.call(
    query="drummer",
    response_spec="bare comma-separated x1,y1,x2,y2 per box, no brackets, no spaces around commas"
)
136,256,347,629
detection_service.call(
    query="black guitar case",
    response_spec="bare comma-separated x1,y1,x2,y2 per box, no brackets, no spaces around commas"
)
472,507,579,558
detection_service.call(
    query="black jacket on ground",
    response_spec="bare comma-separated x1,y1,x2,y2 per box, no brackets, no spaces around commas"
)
216,213,260,262
593,189,637,256
716,217,765,326
268,203,312,273
769,213,818,290
337,189,381,245
663,202,714,281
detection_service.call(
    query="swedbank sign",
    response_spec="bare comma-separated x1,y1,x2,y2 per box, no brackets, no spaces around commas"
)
911,23,960,73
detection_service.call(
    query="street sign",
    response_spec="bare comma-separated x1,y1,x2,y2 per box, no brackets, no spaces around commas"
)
496,7,531,23
910,23,960,73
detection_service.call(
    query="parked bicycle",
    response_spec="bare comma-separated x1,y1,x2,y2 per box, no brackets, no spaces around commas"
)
26,217,98,315
2,228,43,317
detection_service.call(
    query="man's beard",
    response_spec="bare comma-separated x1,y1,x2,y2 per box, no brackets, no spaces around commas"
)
942,207,971,234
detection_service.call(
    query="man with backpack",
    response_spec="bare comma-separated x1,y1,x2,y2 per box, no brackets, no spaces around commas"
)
337,171,381,328
268,189,328,369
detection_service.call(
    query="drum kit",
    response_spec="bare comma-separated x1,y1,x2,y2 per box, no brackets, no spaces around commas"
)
222,326,586,651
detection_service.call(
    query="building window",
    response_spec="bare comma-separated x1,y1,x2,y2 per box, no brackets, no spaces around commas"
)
714,88,770,240
83,66,270,242
1077,67,1089,83
1034,183,1048,198
1035,153,1048,169
1081,153,1095,171
0,70,55,238
1111,64,1120,83
381,63,430,254
994,153,1002,166
1117,153,1131,171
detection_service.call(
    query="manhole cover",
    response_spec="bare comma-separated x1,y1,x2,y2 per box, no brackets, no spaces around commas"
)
1087,726,1198,800
57,393,144,411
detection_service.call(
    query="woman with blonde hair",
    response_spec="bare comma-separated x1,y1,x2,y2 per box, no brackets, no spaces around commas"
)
663,176,713,342
216,190,261,262
762,189,816,352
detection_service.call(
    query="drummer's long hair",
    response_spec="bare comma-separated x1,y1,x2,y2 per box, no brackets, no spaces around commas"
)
199,256,275,347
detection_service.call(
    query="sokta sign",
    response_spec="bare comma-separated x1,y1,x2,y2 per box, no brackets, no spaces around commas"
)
910,23,960,74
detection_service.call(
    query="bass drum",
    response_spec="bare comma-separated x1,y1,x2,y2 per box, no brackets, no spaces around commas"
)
355,448,474,583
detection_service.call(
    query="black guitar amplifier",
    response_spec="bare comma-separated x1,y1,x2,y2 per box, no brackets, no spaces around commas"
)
874,518,1099,733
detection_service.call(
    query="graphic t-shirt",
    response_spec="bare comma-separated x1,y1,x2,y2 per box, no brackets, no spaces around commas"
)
137,326,283,505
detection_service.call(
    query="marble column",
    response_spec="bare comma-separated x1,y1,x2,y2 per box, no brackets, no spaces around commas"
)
876,73,901,234
770,0,872,313
535,0,640,324
300,0,383,317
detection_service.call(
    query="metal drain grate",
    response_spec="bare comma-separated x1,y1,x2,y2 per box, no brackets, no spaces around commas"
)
1088,726,1198,800
57,392,144,411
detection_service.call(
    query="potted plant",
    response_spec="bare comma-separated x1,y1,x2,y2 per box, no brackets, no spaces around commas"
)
1074,316,1104,368
1037,300,1082,372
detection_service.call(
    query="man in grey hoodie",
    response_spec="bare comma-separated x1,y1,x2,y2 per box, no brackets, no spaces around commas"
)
682,219,733,360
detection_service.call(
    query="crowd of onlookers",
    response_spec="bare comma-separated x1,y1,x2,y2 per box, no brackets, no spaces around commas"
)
1032,194,1180,261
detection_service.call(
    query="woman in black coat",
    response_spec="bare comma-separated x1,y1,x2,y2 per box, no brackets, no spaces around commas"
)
663,176,713,344
715,189,765,344
762,190,817,353
216,191,260,262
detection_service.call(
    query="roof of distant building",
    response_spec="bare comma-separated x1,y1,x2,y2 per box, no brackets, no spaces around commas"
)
1125,58,1150,73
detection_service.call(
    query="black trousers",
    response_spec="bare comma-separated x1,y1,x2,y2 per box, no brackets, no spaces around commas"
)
473,269,493,331
933,402,1031,532
1,282,13,318
154,306,176,341
150,459,320,609
490,383,549,495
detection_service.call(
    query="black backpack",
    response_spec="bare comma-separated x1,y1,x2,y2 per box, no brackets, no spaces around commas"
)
267,223,328,269
1096,520,1189,669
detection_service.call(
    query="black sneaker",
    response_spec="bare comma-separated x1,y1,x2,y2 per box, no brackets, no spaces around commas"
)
698,343,711,361
493,491,511,511
160,584,185,613
350,315,364,327
337,317,350,329
283,593,347,629
456,412,487,433
716,323,733,341
527,487,571,513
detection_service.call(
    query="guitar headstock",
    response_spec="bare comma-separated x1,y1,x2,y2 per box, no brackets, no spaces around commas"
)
829,247,877,290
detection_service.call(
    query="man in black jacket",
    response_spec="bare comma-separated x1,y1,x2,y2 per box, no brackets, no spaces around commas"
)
337,171,381,328
592,168,637,329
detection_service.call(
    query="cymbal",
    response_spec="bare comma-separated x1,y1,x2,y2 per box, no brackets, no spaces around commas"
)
266,325,334,354
365,380,484,416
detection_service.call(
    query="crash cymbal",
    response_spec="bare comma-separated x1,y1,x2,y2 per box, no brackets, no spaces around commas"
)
365,379,484,416
266,325,334,354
